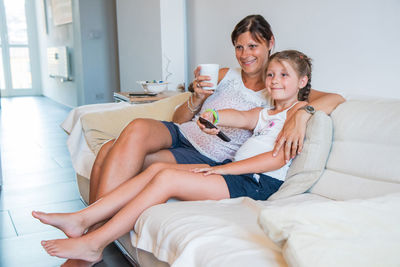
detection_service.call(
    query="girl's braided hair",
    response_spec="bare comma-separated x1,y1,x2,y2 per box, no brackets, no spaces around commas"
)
268,50,312,101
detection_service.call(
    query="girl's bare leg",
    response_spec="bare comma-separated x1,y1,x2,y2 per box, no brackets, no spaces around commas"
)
89,145,175,228
94,118,176,200
67,127,178,267
67,121,178,266
39,169,229,262
32,163,209,238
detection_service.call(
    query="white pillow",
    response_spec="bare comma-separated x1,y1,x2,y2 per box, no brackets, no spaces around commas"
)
258,193,400,267
268,111,332,200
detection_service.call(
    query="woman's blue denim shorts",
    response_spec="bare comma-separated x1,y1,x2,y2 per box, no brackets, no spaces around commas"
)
162,121,219,166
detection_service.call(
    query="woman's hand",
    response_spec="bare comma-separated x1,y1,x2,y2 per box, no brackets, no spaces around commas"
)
173,66,222,124
192,66,215,100
196,112,219,135
272,110,310,162
192,166,226,176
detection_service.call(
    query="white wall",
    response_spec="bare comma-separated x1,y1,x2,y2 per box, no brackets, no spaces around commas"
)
116,0,162,91
186,0,400,99
117,0,186,92
160,0,187,91
36,0,77,107
78,0,119,105
36,0,119,107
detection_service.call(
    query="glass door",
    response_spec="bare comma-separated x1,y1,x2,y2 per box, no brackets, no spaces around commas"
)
0,0,40,97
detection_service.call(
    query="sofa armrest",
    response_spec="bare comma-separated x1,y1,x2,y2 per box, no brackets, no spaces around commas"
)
81,92,191,154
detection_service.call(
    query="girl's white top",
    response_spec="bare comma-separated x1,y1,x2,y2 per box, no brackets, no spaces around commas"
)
178,68,272,162
234,104,295,181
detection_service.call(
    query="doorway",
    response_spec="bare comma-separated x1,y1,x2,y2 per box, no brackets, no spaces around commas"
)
0,0,40,97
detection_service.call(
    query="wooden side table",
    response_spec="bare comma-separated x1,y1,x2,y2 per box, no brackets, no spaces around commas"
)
113,91,182,104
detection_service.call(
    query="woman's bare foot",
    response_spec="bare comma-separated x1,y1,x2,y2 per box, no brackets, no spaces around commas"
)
32,211,86,238
41,237,103,263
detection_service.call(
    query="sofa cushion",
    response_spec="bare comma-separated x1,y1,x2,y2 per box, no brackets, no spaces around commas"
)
258,192,400,267
132,197,287,267
81,92,190,154
268,111,333,200
310,98,400,200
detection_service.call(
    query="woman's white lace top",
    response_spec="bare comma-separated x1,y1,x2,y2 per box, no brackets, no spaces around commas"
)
178,68,272,162
234,105,295,181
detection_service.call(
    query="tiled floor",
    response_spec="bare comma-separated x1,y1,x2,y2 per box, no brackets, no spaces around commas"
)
0,96,132,267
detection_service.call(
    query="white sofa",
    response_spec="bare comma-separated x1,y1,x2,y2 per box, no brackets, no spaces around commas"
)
62,93,400,267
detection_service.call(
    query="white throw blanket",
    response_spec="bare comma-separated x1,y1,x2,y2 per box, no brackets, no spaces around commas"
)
133,197,287,267
258,193,400,267
131,194,329,267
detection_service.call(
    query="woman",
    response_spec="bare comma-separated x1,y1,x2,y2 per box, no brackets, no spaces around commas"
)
89,14,344,205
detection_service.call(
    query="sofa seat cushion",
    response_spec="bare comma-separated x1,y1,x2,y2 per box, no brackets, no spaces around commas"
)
259,193,400,267
132,194,328,267
310,98,400,200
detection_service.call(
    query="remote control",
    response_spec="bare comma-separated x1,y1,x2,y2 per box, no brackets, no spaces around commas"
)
198,117,231,142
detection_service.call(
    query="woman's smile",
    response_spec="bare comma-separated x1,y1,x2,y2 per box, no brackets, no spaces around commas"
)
241,57,257,66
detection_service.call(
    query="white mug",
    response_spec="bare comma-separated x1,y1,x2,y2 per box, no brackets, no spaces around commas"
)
199,64,219,90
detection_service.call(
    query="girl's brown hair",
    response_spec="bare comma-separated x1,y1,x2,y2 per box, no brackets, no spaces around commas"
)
268,50,312,101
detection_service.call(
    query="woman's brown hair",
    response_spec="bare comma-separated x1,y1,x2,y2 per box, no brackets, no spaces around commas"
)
231,15,274,52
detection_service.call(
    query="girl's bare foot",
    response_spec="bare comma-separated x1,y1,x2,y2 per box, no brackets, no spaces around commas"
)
32,211,86,238
41,237,103,263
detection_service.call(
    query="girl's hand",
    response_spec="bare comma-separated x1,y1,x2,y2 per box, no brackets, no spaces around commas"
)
192,166,226,176
196,112,219,135
272,110,309,161
193,66,214,100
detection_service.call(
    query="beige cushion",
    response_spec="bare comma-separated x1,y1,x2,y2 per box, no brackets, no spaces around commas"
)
81,92,191,154
268,111,333,200
310,98,400,200
259,193,400,267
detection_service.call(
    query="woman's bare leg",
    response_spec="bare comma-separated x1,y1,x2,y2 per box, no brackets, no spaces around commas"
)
39,168,229,262
94,118,175,200
90,139,176,204
89,139,114,204
142,148,177,170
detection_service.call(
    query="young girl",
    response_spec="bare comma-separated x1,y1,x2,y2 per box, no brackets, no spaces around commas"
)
32,50,312,264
